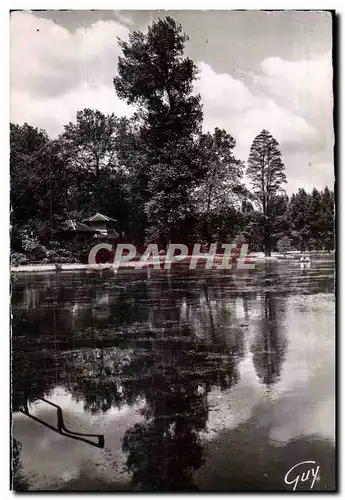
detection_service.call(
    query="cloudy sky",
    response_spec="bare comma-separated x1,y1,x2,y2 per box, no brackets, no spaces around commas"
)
10,10,334,194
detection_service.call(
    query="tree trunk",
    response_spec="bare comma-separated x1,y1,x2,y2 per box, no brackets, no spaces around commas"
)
263,223,271,257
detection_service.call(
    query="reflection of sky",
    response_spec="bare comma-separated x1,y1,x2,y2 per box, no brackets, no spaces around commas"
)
13,388,145,489
204,293,335,444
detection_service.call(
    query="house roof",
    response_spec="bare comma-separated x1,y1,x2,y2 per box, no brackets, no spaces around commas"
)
92,229,120,239
62,220,98,233
82,212,117,223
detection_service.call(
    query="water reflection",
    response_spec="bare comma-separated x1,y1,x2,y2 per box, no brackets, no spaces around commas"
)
11,438,28,491
120,321,243,491
11,260,335,491
251,292,288,387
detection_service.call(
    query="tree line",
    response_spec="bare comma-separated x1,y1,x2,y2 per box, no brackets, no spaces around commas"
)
10,16,334,259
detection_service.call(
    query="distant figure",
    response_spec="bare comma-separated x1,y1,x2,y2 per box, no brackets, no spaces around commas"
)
300,254,311,268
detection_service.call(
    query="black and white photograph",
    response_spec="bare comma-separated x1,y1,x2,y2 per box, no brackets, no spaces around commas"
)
10,9,335,492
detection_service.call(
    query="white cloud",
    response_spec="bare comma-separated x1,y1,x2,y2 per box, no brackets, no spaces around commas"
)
258,53,333,118
195,62,317,156
11,12,129,95
10,11,133,135
195,59,333,193
11,86,135,137
196,62,256,112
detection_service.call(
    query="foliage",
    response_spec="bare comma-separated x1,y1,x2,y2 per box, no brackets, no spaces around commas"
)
11,252,28,266
277,236,291,256
60,109,119,178
20,228,40,253
114,16,205,245
192,128,244,242
10,123,71,235
12,439,29,491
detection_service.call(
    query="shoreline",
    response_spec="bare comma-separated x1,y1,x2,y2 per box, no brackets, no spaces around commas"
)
11,255,280,273
10,251,333,273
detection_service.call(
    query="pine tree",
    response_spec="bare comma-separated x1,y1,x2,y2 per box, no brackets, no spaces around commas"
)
309,188,323,250
320,186,335,251
246,130,287,256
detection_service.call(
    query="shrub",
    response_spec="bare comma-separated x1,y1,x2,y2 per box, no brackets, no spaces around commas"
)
277,236,292,256
11,252,28,266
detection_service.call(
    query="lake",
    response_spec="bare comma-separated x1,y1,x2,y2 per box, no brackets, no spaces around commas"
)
11,258,335,491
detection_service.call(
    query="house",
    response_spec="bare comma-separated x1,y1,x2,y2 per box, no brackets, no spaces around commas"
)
82,213,120,240
58,219,99,241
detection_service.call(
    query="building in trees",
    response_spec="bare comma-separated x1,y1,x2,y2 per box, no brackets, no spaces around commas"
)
58,219,99,242
82,213,120,239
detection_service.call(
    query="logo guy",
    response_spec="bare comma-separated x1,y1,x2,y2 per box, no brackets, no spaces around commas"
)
284,460,320,491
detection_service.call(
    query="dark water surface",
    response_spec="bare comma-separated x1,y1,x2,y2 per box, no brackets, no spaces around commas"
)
11,259,335,491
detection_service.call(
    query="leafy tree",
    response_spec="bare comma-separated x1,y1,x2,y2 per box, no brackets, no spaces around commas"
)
60,109,120,178
114,116,150,242
59,109,128,226
246,130,287,256
270,193,290,247
192,128,244,242
308,188,323,250
277,236,291,256
114,16,204,246
10,123,71,246
287,188,311,252
320,186,335,251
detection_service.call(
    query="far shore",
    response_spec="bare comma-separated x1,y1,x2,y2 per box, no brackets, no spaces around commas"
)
10,251,333,273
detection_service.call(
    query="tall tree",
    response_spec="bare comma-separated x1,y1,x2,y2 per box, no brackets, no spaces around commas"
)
246,130,287,256
10,123,71,245
308,188,323,250
287,188,311,251
193,128,244,242
114,16,204,246
114,116,150,242
320,186,335,251
58,109,128,220
60,108,119,178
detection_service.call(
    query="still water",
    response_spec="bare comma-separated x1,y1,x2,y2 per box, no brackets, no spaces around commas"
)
11,259,335,491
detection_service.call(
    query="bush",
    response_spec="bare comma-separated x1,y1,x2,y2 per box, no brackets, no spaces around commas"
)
20,229,40,253
11,252,28,266
277,236,292,256
48,241,61,249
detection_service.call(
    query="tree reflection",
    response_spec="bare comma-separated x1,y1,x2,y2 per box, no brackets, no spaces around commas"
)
122,381,207,491
12,270,246,490
251,291,288,386
12,438,28,491
12,350,55,412
120,322,242,491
